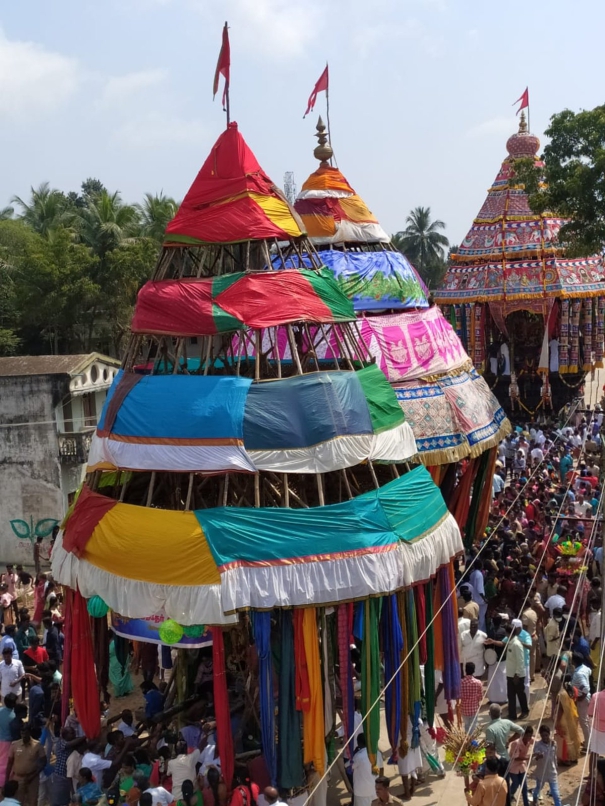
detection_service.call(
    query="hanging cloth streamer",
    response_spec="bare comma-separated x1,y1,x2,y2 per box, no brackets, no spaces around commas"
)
380,594,403,755
596,298,605,368
213,628,235,791
583,298,594,371
440,564,462,702
397,592,410,754
253,612,277,785
414,586,427,665
559,299,570,372
71,589,101,738
301,608,325,776
277,612,304,789
569,298,581,373
361,598,382,769
405,591,421,749
337,604,355,760
424,580,436,728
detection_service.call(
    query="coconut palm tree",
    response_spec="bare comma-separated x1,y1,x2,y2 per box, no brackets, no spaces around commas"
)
76,190,140,260
392,206,449,287
0,206,14,221
135,192,179,242
11,183,73,236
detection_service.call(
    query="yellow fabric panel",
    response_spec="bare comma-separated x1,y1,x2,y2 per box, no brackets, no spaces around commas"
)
300,212,336,238
301,167,354,194
249,193,303,238
302,608,325,775
339,195,378,224
83,504,220,586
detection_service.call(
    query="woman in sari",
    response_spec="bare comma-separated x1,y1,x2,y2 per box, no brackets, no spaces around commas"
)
555,678,583,765
109,634,134,698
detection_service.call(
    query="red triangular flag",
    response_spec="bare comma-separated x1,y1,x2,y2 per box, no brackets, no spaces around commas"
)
304,65,329,118
513,87,529,115
213,22,230,110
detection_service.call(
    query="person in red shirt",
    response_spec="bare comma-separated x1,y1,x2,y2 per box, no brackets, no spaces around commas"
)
460,663,484,734
22,635,49,673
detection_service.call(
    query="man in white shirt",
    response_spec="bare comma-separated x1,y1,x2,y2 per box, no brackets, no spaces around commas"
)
506,620,528,721
142,788,174,806
352,733,383,806
544,587,567,615
574,495,592,518
81,741,113,781
0,648,24,699
167,741,200,801
530,446,544,465
117,709,136,738
460,619,487,677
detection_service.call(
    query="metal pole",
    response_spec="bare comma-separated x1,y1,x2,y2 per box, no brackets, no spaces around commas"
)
325,62,335,167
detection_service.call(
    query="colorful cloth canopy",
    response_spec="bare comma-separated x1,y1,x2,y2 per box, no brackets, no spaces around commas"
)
51,466,463,624
394,368,508,463
164,122,304,245
294,165,389,245
436,120,605,303
131,268,355,335
88,365,417,473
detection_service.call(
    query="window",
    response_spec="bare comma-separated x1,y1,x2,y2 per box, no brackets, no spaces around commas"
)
82,393,97,428
62,397,74,432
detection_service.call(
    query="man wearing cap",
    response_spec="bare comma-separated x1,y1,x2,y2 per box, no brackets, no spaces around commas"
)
505,620,528,721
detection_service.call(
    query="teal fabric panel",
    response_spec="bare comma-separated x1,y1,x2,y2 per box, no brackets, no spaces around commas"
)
195,466,445,566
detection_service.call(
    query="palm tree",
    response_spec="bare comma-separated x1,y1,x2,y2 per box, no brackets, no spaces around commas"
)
76,190,140,260
392,206,449,287
135,192,179,242
0,206,14,221
11,182,73,236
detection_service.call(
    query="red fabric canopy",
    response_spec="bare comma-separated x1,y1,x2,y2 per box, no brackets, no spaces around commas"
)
62,486,117,557
131,271,346,336
164,123,301,244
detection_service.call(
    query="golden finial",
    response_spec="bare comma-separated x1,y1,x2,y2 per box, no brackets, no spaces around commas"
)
313,116,333,166
518,110,528,133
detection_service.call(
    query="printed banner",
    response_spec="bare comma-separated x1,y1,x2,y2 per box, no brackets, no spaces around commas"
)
112,612,213,649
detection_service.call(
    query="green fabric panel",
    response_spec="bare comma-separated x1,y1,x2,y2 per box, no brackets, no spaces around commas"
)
211,302,245,333
356,364,406,433
303,267,356,322
212,273,243,296
361,598,382,769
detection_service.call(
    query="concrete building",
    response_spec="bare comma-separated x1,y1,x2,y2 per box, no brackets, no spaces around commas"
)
0,354,120,564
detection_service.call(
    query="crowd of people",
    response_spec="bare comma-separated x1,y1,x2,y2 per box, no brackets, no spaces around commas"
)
455,404,605,806
0,405,603,806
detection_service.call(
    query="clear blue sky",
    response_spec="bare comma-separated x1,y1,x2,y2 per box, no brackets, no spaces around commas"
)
1,0,603,245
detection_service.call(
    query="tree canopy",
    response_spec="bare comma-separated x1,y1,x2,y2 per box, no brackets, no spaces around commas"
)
516,105,605,257
0,180,178,357
392,206,449,288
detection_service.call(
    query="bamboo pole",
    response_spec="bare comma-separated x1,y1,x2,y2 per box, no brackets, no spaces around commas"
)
282,474,290,507
185,473,194,510
316,473,325,506
286,325,304,374
145,472,156,506
254,474,260,507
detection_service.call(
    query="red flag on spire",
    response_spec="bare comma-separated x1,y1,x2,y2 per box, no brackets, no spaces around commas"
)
513,87,529,115
304,65,329,118
213,22,230,110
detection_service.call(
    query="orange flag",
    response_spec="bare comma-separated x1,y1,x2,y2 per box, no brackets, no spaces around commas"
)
213,22,230,110
304,65,328,118
513,87,529,115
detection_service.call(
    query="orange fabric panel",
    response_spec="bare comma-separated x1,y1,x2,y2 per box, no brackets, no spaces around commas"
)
300,167,354,194
299,212,336,238
339,195,379,224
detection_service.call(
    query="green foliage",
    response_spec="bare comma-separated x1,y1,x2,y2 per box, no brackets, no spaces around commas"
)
392,206,449,288
518,105,605,256
2,182,171,356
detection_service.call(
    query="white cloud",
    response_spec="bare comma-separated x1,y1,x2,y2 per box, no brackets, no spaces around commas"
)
0,28,79,119
228,0,321,57
112,111,207,149
467,116,516,139
99,69,167,109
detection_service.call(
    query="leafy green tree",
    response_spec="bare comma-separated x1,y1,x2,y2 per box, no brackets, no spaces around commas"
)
135,192,178,241
11,182,74,236
76,189,140,260
392,206,449,287
516,105,605,256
